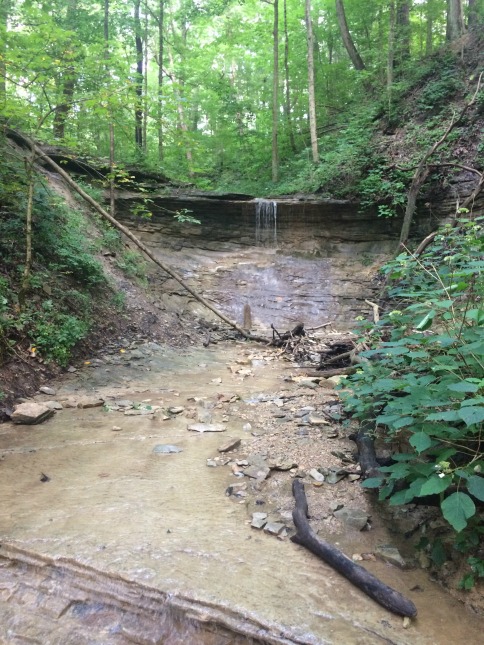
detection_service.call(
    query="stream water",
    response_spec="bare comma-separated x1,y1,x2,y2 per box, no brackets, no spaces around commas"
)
0,341,483,644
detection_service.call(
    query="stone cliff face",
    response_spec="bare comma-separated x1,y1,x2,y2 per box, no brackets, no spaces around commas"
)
114,192,440,256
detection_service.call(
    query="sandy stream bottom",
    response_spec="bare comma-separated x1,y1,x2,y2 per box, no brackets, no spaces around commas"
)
0,342,482,644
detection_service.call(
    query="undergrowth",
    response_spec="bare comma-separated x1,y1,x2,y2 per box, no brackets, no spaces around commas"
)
340,217,484,587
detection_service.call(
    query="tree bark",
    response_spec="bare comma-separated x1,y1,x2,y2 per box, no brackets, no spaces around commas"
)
104,0,115,218
53,0,78,140
305,0,319,163
447,0,465,41
394,1,411,69
134,0,144,151
0,0,10,115
291,480,417,617
20,153,36,306
158,0,164,161
283,0,297,154
272,0,279,182
11,129,270,343
335,0,366,71
467,0,479,27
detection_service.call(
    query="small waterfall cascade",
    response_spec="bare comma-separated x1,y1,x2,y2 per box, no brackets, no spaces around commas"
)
254,198,277,247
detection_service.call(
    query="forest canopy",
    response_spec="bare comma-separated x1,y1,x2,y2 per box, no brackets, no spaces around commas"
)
0,1,482,190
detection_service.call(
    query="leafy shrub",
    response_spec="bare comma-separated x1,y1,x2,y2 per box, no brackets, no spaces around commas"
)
341,217,484,538
417,66,464,113
33,301,89,366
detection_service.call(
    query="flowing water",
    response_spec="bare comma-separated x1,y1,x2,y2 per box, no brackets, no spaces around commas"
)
0,343,483,644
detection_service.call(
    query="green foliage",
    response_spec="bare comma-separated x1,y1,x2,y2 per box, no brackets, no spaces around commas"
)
359,166,410,216
459,557,484,590
32,301,89,367
417,65,464,114
115,250,148,284
342,218,484,538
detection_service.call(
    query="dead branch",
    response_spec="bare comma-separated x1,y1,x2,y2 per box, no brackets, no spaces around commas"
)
365,299,380,324
8,128,270,344
291,480,417,617
399,72,483,247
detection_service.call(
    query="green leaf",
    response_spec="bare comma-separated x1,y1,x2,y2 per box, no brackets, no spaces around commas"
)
418,475,451,497
467,475,484,502
426,410,461,422
441,492,476,532
458,406,484,427
416,310,435,330
361,477,384,489
410,431,432,453
447,381,479,393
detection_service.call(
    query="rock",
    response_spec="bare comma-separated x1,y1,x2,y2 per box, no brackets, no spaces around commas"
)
168,406,185,415
197,408,212,423
264,522,287,536
39,386,56,396
309,468,325,483
62,398,77,408
324,467,348,484
244,465,270,480
77,397,105,409
329,501,344,512
44,401,63,410
308,414,330,426
11,402,55,425
333,507,369,531
112,426,122,431
210,378,222,384
129,349,145,359
67,366,77,373
226,482,247,496
348,473,361,481
187,423,226,433
115,400,134,408
218,438,241,453
375,545,410,569
327,375,348,387
251,512,268,529
267,457,297,471
297,380,318,390
124,409,154,416
152,444,183,454
242,423,252,432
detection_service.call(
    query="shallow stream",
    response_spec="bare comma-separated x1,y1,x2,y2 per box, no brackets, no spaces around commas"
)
0,342,483,644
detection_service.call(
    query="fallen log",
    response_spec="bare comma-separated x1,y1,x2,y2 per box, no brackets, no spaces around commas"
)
7,128,270,344
291,480,417,618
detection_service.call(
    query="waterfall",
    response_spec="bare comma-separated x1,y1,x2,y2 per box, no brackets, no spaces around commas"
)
255,199,277,247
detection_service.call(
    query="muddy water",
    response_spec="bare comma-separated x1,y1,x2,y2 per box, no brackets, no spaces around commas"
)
0,343,482,644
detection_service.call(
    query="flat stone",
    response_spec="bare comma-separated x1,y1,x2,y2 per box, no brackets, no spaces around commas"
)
77,397,105,409
244,465,270,480
308,414,330,426
218,438,241,453
251,512,268,529
62,398,77,408
375,545,410,569
45,401,63,410
268,458,298,471
11,402,55,425
333,507,369,531
264,522,286,536
297,380,318,389
39,386,56,396
124,409,154,416
152,444,182,454
187,423,226,433
168,406,185,414
309,468,325,483
115,400,134,408
112,426,122,431
325,468,347,484
67,366,77,373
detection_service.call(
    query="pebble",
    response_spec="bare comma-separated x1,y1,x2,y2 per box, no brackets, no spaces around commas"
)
309,468,325,483
153,444,183,454
39,386,56,396
251,512,268,529
218,438,241,453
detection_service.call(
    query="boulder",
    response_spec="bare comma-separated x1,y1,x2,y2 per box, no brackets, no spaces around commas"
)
11,402,55,425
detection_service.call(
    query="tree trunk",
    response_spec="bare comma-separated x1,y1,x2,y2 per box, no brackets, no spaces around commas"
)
387,1,395,91
20,153,36,306
0,0,11,114
142,8,149,154
426,0,434,55
283,0,297,154
394,1,411,71
467,0,479,27
158,0,164,161
334,0,366,71
52,0,78,140
134,0,144,151
272,0,279,182
104,0,115,218
447,0,465,40
305,0,319,163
